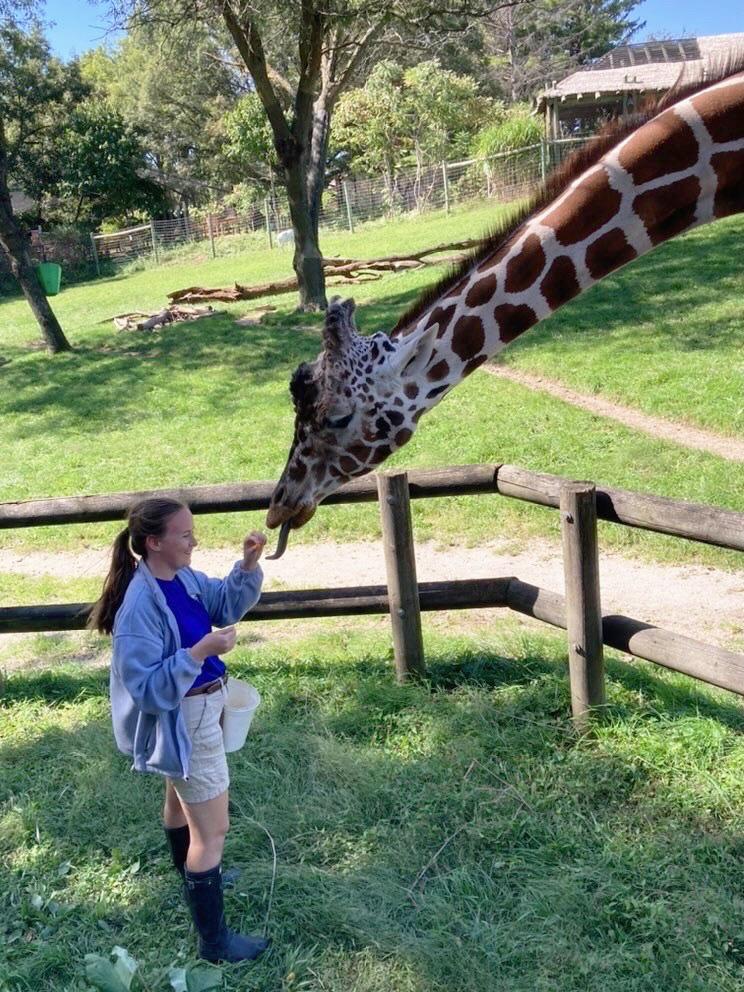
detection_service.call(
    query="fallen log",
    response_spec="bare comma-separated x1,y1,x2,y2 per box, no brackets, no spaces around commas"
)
167,237,477,305
170,278,298,304
322,238,481,268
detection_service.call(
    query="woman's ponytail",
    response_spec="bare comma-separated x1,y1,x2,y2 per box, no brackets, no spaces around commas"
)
88,527,138,634
88,496,187,635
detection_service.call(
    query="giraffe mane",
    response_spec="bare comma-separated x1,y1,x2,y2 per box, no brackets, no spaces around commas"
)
391,52,744,337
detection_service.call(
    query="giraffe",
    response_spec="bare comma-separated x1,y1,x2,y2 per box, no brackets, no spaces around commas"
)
265,62,744,557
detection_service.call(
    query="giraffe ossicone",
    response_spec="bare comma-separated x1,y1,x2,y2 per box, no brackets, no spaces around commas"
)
266,63,744,552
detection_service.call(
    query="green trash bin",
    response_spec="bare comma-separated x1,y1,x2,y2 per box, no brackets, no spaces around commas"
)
37,261,62,296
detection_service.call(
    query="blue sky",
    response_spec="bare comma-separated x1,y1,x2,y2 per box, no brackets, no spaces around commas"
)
42,0,744,59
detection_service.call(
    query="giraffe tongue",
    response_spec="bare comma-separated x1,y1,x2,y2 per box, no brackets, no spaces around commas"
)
265,520,292,560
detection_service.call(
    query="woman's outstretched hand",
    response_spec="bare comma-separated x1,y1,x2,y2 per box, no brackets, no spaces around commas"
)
241,531,267,572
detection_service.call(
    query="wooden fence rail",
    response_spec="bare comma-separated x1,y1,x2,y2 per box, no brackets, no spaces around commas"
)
2,463,743,714
0,578,513,634
3,463,744,552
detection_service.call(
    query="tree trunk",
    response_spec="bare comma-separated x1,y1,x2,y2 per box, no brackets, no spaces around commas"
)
287,174,328,310
0,137,71,353
285,162,326,309
283,111,329,311
0,215,71,353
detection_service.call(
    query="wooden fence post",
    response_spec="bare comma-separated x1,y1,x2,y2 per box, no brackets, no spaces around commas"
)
376,470,426,681
560,482,605,729
442,161,450,213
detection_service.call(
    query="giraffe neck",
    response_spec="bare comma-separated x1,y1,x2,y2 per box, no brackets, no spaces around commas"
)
401,71,744,417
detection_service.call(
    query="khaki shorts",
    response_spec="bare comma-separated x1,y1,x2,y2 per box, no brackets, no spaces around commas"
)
168,685,229,805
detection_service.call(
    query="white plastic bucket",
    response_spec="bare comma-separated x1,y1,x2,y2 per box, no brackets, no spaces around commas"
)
222,679,261,753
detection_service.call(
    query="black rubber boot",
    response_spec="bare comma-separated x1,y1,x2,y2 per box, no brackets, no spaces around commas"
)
164,825,190,878
184,863,269,964
164,826,241,888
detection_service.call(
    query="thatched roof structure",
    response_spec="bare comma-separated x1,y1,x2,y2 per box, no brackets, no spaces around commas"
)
538,33,744,139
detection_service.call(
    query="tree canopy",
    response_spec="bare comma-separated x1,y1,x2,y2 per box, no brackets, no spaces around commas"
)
0,22,78,349
334,60,488,180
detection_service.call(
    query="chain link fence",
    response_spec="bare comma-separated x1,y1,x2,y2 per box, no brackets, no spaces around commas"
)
23,138,589,279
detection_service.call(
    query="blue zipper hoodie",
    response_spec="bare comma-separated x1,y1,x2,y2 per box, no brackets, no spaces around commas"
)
110,558,263,779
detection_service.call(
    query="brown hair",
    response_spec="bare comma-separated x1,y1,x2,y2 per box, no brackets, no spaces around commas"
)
88,496,187,635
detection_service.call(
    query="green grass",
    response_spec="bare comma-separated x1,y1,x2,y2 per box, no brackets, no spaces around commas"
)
5,620,744,991
501,216,744,437
0,202,742,573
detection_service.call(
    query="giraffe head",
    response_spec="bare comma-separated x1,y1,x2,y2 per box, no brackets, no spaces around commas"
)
266,298,440,548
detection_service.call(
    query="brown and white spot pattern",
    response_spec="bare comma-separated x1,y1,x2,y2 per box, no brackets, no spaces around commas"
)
268,69,744,525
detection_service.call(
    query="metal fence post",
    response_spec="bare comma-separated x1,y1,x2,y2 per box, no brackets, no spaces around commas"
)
560,482,605,730
264,198,273,249
342,181,355,232
150,220,159,264
207,213,216,259
89,233,101,277
376,470,426,682
442,161,450,213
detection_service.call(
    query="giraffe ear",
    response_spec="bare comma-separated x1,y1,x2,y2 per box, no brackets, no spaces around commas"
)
323,297,357,353
388,325,438,378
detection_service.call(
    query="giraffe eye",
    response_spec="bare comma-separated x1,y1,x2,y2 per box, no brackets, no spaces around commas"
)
324,411,354,430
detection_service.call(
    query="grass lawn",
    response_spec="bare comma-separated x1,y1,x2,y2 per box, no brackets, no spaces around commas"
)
3,203,744,992
4,619,744,991
0,201,742,574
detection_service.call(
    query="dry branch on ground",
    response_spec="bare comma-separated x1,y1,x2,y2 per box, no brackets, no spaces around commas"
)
110,304,217,331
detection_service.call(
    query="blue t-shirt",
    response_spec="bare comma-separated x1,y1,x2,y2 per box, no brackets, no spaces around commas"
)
156,575,226,690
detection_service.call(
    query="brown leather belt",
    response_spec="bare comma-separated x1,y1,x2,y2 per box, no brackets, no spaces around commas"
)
185,674,228,697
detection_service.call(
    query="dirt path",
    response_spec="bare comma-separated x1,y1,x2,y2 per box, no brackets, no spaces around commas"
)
2,538,742,652
484,364,744,463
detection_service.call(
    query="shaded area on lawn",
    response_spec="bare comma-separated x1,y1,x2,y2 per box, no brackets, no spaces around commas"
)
4,630,744,991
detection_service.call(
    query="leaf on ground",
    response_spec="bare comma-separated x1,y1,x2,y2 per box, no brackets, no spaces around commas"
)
186,963,223,991
84,946,138,992
167,967,187,992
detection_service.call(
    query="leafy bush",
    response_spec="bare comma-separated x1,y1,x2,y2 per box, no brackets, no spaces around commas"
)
472,106,543,156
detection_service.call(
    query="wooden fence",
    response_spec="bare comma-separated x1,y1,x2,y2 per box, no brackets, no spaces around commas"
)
2,463,743,729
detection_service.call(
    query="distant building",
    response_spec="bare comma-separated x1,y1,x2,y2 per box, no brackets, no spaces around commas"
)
538,33,744,139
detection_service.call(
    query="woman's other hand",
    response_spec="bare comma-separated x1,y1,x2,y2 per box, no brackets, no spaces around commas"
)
241,531,267,572
189,625,237,662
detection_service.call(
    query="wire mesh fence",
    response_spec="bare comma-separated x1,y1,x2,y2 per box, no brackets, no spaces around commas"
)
78,138,590,274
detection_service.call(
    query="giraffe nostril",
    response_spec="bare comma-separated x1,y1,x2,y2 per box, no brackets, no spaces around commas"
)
274,485,285,504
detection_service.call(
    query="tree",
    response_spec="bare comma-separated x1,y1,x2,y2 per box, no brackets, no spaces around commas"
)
483,0,644,102
334,60,488,207
53,104,167,226
81,23,244,212
221,91,277,184
0,24,84,352
112,0,517,310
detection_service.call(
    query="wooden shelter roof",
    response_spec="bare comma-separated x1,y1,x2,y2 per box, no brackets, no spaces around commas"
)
537,33,744,108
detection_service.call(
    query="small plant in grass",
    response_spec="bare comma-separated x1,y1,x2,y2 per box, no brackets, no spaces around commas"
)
84,945,222,992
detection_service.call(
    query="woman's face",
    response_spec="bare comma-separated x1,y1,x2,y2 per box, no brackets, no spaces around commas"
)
147,507,198,570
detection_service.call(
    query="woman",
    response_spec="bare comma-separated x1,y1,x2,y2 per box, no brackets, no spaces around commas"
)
90,496,269,964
